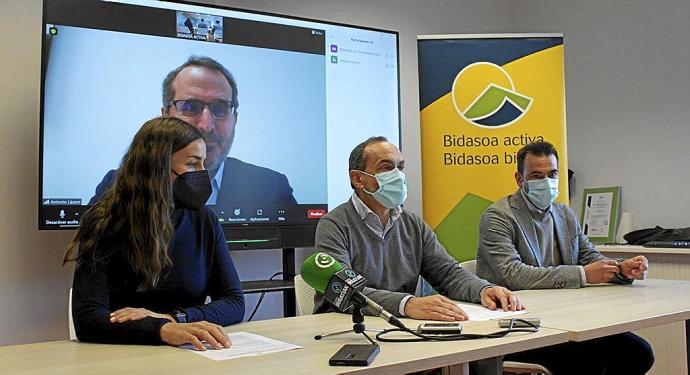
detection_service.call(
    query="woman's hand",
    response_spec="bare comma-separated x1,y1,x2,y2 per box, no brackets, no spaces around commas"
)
159,321,231,350
109,307,174,324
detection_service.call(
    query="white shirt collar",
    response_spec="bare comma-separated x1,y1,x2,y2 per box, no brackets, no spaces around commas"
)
350,192,402,221
206,159,225,205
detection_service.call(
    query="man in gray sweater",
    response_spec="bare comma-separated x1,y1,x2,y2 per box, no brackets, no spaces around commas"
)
314,136,522,320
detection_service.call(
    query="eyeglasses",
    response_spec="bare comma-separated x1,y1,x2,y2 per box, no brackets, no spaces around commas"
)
169,99,236,119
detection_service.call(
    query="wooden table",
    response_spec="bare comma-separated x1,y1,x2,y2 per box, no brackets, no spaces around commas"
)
517,278,690,374
598,246,690,374
599,245,690,280
5,279,686,374
517,278,690,340
0,313,568,375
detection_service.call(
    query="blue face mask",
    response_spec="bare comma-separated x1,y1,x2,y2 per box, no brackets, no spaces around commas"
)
524,177,559,210
360,169,408,209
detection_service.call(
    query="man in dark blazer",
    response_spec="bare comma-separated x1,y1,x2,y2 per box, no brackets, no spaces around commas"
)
90,56,296,215
91,156,295,217
476,141,653,374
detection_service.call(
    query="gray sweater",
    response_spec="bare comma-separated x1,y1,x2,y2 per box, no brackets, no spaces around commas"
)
314,200,491,317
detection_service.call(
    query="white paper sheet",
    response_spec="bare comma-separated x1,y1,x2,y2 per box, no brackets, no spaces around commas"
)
456,302,527,321
182,331,302,361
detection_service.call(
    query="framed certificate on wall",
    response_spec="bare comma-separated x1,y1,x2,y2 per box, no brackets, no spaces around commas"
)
580,186,621,244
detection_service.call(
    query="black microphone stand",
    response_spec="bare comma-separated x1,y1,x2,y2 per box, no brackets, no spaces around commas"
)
314,305,378,345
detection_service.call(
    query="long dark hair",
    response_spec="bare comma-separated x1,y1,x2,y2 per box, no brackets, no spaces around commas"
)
64,117,203,288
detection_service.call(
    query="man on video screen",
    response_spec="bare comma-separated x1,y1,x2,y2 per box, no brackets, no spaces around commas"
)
91,56,297,215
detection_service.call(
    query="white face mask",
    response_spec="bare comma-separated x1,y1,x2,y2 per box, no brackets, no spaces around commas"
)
523,177,559,210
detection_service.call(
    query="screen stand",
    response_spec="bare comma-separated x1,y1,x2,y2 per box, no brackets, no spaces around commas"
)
236,247,297,318
282,247,296,317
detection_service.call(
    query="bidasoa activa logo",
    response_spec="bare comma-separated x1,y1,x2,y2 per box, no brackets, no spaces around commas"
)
452,62,532,128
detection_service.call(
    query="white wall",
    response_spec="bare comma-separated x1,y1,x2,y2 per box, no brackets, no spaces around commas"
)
511,0,690,230
0,0,512,345
4,0,686,346
0,0,77,346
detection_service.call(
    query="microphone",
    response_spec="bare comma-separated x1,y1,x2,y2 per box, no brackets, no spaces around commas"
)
300,252,405,329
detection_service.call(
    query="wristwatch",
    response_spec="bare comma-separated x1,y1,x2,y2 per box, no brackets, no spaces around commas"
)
172,309,187,323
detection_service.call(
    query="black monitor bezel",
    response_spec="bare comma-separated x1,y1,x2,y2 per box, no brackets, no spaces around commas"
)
38,0,401,249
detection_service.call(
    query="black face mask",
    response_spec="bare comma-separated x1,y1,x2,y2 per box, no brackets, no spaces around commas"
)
172,170,212,211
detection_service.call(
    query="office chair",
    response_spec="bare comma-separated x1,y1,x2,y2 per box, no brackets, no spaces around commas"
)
294,274,316,316
68,288,78,341
459,259,477,274
502,363,552,375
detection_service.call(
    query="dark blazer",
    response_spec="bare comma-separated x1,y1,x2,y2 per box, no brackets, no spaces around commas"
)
90,157,297,216
476,190,630,290
214,157,297,216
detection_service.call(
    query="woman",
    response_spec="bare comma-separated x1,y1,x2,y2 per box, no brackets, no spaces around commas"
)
64,117,244,350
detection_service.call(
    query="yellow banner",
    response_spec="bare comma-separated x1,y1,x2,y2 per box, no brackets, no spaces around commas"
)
418,35,567,261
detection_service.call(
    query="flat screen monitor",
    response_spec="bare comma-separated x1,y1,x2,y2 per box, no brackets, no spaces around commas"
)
39,0,400,248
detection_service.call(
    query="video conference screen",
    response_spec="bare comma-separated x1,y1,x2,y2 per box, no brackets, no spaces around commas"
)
39,0,400,229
